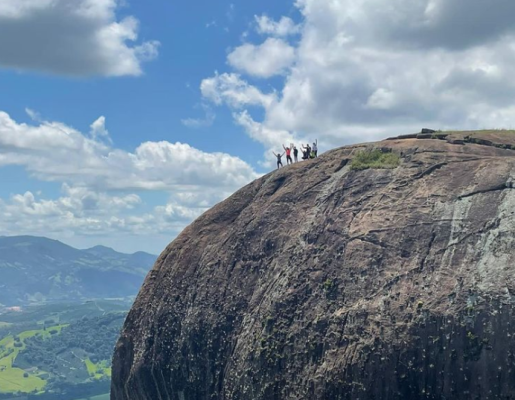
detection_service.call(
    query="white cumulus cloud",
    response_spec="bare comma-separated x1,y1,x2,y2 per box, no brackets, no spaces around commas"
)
200,0,515,154
201,73,277,109
0,111,259,191
0,0,159,77
0,110,261,252
227,38,296,78
255,15,301,37
90,116,110,141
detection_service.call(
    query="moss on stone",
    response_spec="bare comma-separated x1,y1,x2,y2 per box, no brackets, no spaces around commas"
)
350,149,400,170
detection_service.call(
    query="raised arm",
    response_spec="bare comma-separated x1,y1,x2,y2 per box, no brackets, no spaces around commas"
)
283,144,287,151
281,152,285,157
272,151,277,157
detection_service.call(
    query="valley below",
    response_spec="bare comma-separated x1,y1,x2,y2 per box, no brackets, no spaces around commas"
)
0,300,129,400
0,236,156,400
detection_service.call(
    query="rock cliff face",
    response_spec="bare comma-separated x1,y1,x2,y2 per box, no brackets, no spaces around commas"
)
111,132,515,400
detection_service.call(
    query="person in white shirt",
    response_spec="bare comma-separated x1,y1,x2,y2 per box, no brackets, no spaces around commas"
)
312,139,318,158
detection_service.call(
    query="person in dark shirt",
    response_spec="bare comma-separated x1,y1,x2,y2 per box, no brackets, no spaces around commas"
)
272,151,285,169
301,144,311,160
301,144,308,160
293,145,299,162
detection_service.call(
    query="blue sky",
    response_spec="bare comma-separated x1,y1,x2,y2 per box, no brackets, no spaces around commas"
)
1,0,514,253
0,0,297,160
0,0,299,253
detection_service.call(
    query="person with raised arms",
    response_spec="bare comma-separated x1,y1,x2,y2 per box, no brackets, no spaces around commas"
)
283,144,293,165
301,143,311,160
273,150,285,169
292,144,299,163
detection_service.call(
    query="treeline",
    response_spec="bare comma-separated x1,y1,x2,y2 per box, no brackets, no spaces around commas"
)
20,313,125,368
0,394,27,400
28,381,110,400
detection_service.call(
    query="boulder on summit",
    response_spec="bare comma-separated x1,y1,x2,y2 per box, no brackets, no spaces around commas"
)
112,131,515,400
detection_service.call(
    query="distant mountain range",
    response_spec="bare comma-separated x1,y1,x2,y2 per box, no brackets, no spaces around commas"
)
0,236,157,306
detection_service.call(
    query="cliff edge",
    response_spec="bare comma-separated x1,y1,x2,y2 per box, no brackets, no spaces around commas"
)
112,131,515,400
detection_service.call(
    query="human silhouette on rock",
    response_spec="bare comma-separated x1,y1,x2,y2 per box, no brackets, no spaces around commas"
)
301,144,311,160
273,151,285,169
283,144,293,165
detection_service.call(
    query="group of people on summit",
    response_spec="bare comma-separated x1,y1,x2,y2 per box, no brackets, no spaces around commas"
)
272,140,318,169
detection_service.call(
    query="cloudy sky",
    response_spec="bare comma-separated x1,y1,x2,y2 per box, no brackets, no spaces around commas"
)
1,0,514,254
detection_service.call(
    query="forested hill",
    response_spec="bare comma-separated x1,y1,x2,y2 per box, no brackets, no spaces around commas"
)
0,236,157,306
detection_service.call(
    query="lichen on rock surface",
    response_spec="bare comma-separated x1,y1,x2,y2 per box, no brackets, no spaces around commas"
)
111,131,515,400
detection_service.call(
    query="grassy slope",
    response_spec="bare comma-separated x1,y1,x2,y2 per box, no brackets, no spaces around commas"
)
0,325,66,393
350,149,401,170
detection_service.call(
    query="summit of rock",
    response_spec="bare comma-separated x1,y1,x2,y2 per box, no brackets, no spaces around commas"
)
112,131,515,400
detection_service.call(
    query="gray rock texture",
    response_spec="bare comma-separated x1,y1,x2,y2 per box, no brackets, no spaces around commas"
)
112,131,515,400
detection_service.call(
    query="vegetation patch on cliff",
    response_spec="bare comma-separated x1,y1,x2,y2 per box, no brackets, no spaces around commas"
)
350,149,400,170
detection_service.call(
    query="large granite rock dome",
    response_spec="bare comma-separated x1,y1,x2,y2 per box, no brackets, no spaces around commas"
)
112,131,515,400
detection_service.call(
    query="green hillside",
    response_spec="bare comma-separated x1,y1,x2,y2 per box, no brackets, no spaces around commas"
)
0,302,126,399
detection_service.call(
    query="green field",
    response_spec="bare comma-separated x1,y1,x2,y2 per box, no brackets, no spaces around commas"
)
75,393,110,400
0,325,66,393
0,302,126,398
85,358,112,380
